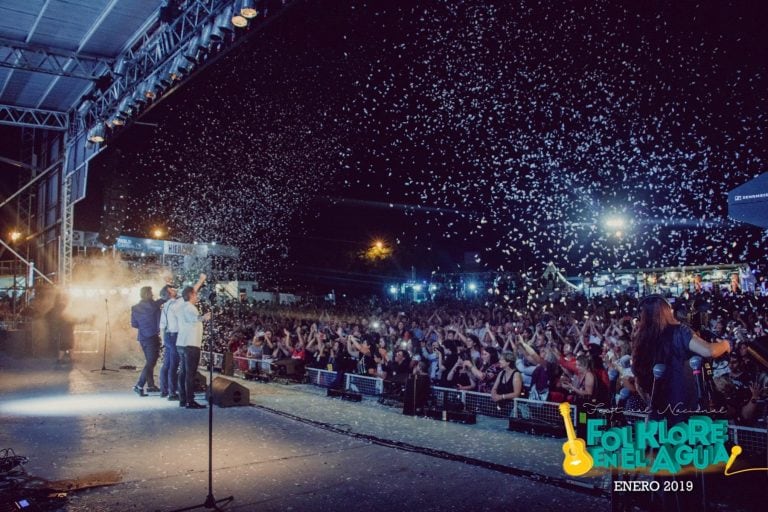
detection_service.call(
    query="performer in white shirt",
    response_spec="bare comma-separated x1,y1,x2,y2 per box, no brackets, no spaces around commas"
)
176,285,211,409
159,273,206,401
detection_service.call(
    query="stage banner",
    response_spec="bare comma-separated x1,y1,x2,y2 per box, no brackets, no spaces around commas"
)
728,172,768,228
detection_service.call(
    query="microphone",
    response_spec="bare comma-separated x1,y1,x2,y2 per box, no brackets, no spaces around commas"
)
688,356,702,373
646,364,666,424
725,445,742,475
689,356,704,411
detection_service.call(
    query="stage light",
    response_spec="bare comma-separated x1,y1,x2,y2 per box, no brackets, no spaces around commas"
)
389,285,398,294
241,0,258,18
428,284,437,292
143,80,157,99
0,393,172,417
182,36,201,65
374,240,384,250
197,23,213,51
467,282,478,292
117,96,132,117
9,230,21,243
604,216,626,229
231,12,248,27
211,7,234,41
87,123,105,143
372,321,381,329
413,284,423,292
152,228,164,239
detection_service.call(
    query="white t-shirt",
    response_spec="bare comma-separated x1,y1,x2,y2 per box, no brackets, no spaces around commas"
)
176,301,203,349
160,297,183,333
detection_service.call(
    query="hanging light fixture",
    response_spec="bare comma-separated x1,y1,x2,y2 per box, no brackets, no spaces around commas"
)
197,23,213,51
232,0,248,27
87,123,105,143
241,0,258,19
211,6,234,41
143,79,157,100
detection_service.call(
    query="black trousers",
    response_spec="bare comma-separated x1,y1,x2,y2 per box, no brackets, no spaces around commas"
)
177,346,201,405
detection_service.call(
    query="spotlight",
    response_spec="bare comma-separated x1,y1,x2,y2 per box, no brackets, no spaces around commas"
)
211,7,234,40
197,24,213,51
604,216,626,229
87,123,105,143
241,0,258,18
389,285,398,295
117,96,132,117
143,81,157,100
467,282,478,292
413,284,423,292
231,14,248,27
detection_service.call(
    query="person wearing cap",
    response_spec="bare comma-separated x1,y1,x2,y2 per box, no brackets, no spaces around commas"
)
159,273,206,400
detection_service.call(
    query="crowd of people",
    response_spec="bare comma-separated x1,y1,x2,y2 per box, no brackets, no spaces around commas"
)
195,280,768,428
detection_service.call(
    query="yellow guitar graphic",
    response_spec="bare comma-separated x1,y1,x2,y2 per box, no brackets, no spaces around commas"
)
559,402,594,477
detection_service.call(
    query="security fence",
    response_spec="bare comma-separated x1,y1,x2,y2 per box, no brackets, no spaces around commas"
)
197,353,768,461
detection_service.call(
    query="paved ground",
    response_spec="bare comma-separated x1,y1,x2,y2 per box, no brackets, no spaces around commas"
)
0,354,761,511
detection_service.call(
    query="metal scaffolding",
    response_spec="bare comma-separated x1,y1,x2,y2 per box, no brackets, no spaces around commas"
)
0,37,113,80
0,104,69,130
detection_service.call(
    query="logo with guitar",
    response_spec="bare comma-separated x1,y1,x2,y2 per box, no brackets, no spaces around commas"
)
559,402,594,476
558,402,767,477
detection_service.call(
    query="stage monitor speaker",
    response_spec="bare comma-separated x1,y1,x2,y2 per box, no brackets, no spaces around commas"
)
211,377,250,407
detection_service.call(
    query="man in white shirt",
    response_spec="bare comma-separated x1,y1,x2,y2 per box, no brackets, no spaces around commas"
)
176,285,210,409
159,273,206,401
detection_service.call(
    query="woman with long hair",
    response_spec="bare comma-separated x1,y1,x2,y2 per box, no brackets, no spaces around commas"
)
631,294,730,423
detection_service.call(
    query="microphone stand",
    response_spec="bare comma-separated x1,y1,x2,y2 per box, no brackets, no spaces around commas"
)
689,356,708,511
171,288,233,512
91,298,118,373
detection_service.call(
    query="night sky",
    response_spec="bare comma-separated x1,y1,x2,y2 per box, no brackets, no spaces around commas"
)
73,0,767,290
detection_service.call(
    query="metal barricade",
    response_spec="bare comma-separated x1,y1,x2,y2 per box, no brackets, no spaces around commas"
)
200,352,223,369
465,390,509,418
307,368,338,388
232,355,273,374
345,373,384,395
513,397,574,426
431,386,465,410
728,424,768,459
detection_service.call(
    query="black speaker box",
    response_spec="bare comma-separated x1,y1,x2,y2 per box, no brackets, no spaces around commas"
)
425,409,477,424
327,388,363,402
222,352,234,376
211,377,250,407
272,358,304,378
402,374,431,415
508,418,565,438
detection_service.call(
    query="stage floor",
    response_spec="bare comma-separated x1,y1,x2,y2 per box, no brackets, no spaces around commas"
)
0,355,760,511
